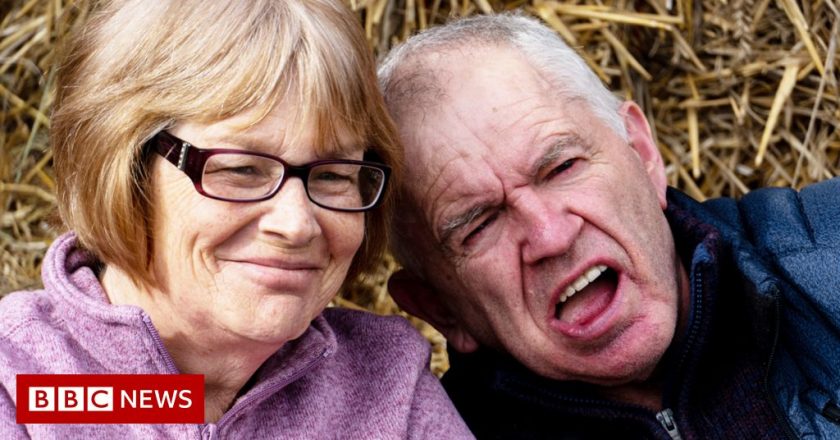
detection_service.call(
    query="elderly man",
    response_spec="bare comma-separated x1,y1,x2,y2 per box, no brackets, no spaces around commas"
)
378,13,840,439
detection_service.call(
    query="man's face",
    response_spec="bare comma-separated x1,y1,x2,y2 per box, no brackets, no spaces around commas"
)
395,48,686,385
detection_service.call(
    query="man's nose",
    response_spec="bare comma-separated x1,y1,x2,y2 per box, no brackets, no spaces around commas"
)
258,178,321,246
515,192,582,265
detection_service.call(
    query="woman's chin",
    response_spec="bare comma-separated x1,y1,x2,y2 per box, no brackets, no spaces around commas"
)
221,310,312,347
190,263,336,348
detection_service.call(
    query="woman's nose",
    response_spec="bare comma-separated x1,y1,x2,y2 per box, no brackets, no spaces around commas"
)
257,178,322,246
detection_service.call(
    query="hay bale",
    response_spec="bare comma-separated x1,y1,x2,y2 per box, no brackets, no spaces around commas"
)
2,0,838,376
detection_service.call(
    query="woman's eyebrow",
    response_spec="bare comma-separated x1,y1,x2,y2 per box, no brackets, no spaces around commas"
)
213,132,275,149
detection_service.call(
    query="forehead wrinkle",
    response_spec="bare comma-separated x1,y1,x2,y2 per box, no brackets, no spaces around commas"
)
439,203,495,247
412,143,478,258
416,139,470,216
415,101,491,223
487,94,549,135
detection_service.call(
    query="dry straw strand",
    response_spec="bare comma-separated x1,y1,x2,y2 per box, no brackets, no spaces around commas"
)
756,62,799,166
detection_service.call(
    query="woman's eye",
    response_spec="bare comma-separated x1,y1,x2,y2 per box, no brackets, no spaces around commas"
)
546,159,576,180
314,171,353,182
463,212,499,246
205,165,262,176
222,166,259,176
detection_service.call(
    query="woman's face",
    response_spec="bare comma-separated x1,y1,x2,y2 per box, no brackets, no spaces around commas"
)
149,101,365,346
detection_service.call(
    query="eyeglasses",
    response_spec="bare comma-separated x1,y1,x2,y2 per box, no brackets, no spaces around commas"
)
149,131,390,212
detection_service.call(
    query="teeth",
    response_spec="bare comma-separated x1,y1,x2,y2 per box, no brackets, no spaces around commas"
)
559,265,608,303
585,267,602,282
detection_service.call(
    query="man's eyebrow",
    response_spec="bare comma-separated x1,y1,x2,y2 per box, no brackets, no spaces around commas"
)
531,133,586,176
439,203,495,246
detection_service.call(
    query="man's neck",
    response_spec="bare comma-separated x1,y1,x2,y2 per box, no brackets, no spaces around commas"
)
599,379,665,411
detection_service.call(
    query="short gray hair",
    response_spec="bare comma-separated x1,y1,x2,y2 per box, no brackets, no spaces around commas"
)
378,12,627,140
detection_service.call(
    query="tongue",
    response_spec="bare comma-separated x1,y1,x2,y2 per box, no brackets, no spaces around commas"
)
557,278,614,326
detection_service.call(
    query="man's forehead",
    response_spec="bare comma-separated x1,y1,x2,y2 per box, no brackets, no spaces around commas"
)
399,72,575,183
399,126,494,238
404,134,495,210
394,46,589,235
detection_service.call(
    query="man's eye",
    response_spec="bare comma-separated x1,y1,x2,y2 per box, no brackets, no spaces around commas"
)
463,212,499,246
546,159,576,180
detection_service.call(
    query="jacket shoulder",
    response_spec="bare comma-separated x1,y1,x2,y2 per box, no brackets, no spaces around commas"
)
673,177,840,258
322,307,431,364
732,179,840,301
738,177,840,254
0,289,63,340
0,290,74,387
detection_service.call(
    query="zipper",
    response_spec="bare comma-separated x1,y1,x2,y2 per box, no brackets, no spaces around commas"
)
142,314,205,439
656,408,684,440
213,346,329,428
141,314,180,374
200,423,217,440
762,284,803,439
673,263,705,379
652,260,708,440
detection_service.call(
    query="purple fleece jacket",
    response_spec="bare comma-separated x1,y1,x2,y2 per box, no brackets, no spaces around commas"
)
0,233,473,439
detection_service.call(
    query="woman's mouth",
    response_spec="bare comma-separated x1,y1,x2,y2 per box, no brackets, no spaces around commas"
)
222,258,322,291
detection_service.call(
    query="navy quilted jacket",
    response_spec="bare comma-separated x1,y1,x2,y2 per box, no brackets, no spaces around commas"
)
686,177,840,438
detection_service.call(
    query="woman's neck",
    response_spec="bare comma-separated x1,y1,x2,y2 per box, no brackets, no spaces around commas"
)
100,266,281,422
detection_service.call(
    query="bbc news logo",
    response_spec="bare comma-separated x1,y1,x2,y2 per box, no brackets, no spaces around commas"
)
17,374,204,423
29,386,115,411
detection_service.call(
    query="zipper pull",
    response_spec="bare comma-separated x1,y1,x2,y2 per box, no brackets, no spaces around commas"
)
824,401,840,425
656,408,684,440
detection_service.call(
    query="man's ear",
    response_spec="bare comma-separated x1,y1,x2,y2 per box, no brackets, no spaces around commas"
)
620,101,667,209
388,269,480,353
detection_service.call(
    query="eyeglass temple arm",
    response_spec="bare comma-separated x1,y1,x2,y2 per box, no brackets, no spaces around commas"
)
153,132,192,171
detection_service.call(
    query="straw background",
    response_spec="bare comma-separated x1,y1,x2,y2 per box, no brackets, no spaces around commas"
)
1,0,838,375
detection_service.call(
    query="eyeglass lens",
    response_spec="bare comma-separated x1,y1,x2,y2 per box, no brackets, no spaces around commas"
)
201,153,384,209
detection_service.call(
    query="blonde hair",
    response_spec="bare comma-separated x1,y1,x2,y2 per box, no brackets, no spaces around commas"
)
52,0,401,286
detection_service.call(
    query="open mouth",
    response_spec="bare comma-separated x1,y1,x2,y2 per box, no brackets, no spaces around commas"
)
554,265,619,326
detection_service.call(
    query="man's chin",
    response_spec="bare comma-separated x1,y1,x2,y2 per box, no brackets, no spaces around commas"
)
526,338,669,386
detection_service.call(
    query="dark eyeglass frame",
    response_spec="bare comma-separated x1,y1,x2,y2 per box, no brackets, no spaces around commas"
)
149,130,391,212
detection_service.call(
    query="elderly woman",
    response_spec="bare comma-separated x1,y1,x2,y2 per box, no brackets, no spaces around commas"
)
0,0,472,438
